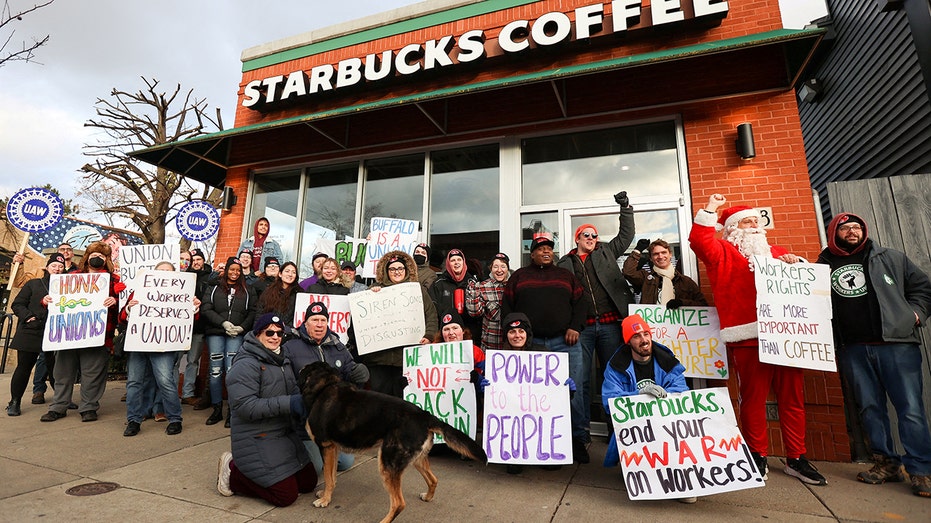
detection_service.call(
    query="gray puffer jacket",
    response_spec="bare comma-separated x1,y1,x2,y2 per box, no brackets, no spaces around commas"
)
226,331,311,488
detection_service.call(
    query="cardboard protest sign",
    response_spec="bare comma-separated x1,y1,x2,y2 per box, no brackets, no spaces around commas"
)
314,237,368,272
293,292,352,344
608,387,764,500
482,350,573,466
404,341,476,443
752,256,835,372
44,272,111,351
118,244,180,308
628,305,728,379
348,282,425,355
124,271,196,352
362,217,418,278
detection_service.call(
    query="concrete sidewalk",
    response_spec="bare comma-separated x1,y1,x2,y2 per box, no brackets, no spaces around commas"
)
1,374,929,522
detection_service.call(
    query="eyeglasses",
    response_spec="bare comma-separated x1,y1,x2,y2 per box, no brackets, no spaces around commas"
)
263,330,283,338
388,267,406,273
580,232,598,239
838,224,862,232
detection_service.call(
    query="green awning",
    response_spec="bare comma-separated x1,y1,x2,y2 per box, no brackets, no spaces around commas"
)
130,27,825,187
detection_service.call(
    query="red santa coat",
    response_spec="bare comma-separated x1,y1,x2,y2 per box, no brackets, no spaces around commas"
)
689,210,787,343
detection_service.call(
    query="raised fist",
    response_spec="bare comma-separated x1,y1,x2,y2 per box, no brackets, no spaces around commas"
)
635,238,651,252
707,194,726,211
614,191,629,207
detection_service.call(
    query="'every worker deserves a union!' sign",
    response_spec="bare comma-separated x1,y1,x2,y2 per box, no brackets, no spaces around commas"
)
482,350,573,466
608,387,764,500
44,272,111,351
125,271,196,352
752,256,835,372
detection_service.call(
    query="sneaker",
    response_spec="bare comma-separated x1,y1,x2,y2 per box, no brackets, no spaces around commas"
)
785,456,827,486
677,496,698,504
217,452,234,496
166,422,182,435
124,421,141,437
752,452,769,481
573,438,590,464
911,474,931,498
40,410,66,422
31,392,45,405
857,455,904,484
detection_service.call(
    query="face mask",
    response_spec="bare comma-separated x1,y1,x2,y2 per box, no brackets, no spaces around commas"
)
180,259,190,271
413,254,427,266
88,257,106,269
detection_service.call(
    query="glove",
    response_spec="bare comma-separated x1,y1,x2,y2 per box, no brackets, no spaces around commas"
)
666,299,683,310
222,321,234,332
232,325,244,335
470,369,482,384
349,363,370,386
479,378,490,391
289,394,306,417
614,190,629,207
564,377,577,400
640,383,668,399
635,238,650,252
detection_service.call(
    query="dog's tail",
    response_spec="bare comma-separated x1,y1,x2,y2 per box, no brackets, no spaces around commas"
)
431,422,487,463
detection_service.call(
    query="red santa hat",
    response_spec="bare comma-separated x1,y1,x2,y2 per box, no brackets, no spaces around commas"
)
717,206,761,231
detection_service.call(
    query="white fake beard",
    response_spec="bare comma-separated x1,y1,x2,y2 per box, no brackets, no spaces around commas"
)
726,226,771,259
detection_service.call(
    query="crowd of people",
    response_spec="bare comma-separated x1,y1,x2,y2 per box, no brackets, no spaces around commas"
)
6,192,931,504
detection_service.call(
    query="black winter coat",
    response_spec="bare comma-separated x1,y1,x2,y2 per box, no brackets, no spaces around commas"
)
11,275,52,353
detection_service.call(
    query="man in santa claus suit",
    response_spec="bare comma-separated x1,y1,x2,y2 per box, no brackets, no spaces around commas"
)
689,193,826,486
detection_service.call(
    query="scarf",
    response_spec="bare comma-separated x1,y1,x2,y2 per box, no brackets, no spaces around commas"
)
653,264,676,306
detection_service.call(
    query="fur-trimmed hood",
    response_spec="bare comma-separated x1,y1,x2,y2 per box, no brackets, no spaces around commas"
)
375,250,418,287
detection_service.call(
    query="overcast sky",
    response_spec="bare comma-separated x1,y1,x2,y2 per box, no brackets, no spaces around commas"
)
0,0,828,211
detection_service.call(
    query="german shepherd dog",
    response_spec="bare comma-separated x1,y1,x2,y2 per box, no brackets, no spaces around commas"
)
299,361,487,523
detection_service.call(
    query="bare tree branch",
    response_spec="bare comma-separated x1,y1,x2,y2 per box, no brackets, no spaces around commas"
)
0,0,54,67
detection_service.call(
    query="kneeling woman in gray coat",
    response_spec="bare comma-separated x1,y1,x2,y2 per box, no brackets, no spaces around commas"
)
215,313,315,506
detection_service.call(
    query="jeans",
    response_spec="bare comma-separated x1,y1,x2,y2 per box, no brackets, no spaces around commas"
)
182,333,205,398
207,335,242,405
840,343,931,475
32,352,51,394
533,334,586,441
126,351,183,423
578,321,622,434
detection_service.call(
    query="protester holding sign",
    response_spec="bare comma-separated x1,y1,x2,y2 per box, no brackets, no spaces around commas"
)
601,314,695,503
623,239,707,308
41,241,125,423
362,250,437,398
201,257,257,427
689,194,825,486
121,261,199,437
282,301,367,475
6,254,65,417
818,212,931,497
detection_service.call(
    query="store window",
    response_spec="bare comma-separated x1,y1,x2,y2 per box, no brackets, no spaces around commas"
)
361,154,425,236
300,163,359,275
429,144,500,269
247,170,301,264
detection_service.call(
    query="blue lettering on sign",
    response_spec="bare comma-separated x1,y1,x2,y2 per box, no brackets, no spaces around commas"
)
187,212,208,231
23,199,50,219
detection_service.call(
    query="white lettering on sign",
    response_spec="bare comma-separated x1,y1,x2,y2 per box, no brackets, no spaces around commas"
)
243,0,729,110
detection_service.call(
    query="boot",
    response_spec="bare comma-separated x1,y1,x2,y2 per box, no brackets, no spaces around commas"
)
205,404,223,425
224,406,231,428
6,399,21,416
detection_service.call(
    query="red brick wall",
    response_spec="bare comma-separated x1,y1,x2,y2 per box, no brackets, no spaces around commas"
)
216,167,249,265
682,91,850,462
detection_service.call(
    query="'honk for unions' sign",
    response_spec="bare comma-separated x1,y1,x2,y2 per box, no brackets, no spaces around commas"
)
752,256,835,372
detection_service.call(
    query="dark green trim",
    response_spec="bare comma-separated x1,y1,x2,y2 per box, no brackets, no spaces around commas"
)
243,0,538,72
137,28,824,161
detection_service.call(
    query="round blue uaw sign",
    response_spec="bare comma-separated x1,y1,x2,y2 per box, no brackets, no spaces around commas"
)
5,187,64,232
176,200,220,241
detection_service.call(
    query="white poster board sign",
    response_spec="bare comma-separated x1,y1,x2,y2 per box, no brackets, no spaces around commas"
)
118,244,180,308
482,350,572,466
44,272,111,351
628,305,728,379
125,271,196,352
348,282,425,355
293,292,352,344
362,217,419,278
752,256,836,372
404,341,477,443
608,387,765,500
